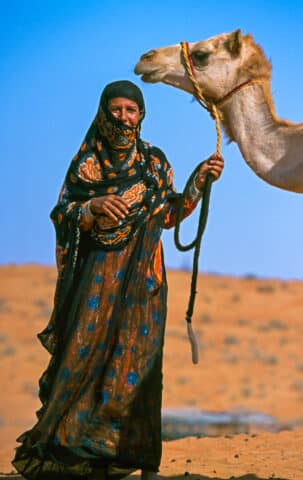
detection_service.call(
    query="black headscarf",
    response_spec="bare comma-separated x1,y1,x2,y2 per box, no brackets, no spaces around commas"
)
100,80,145,119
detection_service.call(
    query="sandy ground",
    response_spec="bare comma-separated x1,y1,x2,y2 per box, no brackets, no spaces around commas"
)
1,264,303,479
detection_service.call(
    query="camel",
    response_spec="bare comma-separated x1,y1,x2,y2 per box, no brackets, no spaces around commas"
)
134,30,303,193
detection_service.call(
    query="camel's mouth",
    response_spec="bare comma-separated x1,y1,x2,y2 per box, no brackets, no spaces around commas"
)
135,62,196,94
140,72,162,83
134,62,167,83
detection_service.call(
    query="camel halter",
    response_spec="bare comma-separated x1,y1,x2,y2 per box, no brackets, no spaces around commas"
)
180,41,222,155
180,41,265,148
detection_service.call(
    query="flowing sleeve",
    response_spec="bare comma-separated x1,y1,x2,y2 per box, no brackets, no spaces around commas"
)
40,128,103,352
50,136,101,274
37,176,84,354
153,146,202,229
39,161,91,353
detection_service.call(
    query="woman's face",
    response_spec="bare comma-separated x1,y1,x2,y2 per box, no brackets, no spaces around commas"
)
108,97,141,126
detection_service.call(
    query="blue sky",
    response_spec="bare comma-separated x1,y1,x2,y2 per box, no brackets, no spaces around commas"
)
1,0,303,278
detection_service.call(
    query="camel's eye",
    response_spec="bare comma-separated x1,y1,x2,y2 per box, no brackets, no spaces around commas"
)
191,51,210,68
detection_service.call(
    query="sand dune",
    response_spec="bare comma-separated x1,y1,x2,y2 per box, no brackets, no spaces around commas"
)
1,265,303,479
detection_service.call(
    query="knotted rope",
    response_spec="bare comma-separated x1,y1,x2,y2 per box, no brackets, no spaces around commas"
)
174,41,222,364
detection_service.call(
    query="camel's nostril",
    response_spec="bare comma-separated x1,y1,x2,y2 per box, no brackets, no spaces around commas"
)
140,50,157,61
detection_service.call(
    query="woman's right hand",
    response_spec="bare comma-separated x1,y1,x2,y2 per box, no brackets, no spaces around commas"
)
90,195,129,222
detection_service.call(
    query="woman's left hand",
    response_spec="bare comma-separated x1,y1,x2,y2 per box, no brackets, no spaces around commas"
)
195,153,224,191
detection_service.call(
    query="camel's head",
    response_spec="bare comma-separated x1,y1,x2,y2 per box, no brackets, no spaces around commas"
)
134,30,271,103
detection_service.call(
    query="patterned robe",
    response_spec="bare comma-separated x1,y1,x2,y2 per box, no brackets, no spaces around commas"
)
12,115,201,480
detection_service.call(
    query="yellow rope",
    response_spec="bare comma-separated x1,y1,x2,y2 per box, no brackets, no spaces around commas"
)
180,41,222,155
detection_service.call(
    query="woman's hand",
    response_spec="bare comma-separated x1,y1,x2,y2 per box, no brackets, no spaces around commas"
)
195,153,224,191
90,195,129,222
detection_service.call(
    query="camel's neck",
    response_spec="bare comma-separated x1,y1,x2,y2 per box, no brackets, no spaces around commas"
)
220,82,303,193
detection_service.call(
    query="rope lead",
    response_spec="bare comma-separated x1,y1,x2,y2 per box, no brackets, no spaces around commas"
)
175,41,222,364
174,169,214,364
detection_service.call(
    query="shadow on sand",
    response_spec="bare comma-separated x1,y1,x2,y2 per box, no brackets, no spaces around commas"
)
0,473,290,480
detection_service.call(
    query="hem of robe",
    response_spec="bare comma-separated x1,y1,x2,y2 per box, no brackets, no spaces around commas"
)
12,438,158,479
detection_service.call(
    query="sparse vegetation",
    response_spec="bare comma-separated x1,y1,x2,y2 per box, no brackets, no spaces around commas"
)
0,298,10,313
203,295,212,304
200,313,212,324
296,363,303,372
224,335,240,345
243,273,258,280
258,319,288,332
222,352,239,363
292,381,303,394
176,376,188,385
237,318,250,326
0,345,16,357
34,298,52,319
256,284,276,294
241,387,252,398
22,381,38,398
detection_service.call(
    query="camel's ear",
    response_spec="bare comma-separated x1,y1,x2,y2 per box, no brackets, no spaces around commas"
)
226,29,242,56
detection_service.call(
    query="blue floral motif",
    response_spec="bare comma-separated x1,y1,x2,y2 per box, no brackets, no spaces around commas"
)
96,251,106,262
97,342,104,351
101,390,110,404
83,437,93,447
108,293,115,303
114,344,123,356
153,230,160,242
127,371,139,386
87,295,100,310
60,390,72,402
146,277,156,292
108,367,115,378
111,421,121,432
152,310,161,324
79,345,90,359
152,337,159,346
116,270,124,280
53,435,61,445
116,394,123,401
140,324,149,336
87,323,95,332
130,345,136,353
95,274,104,284
139,249,147,261
99,439,106,447
77,410,89,423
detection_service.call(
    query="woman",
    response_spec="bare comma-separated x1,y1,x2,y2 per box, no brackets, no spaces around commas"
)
12,80,224,480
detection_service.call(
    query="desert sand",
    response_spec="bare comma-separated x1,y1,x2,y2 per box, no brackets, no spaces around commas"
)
0,264,303,479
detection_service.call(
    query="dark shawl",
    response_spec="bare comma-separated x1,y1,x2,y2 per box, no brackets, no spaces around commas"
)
38,81,177,354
